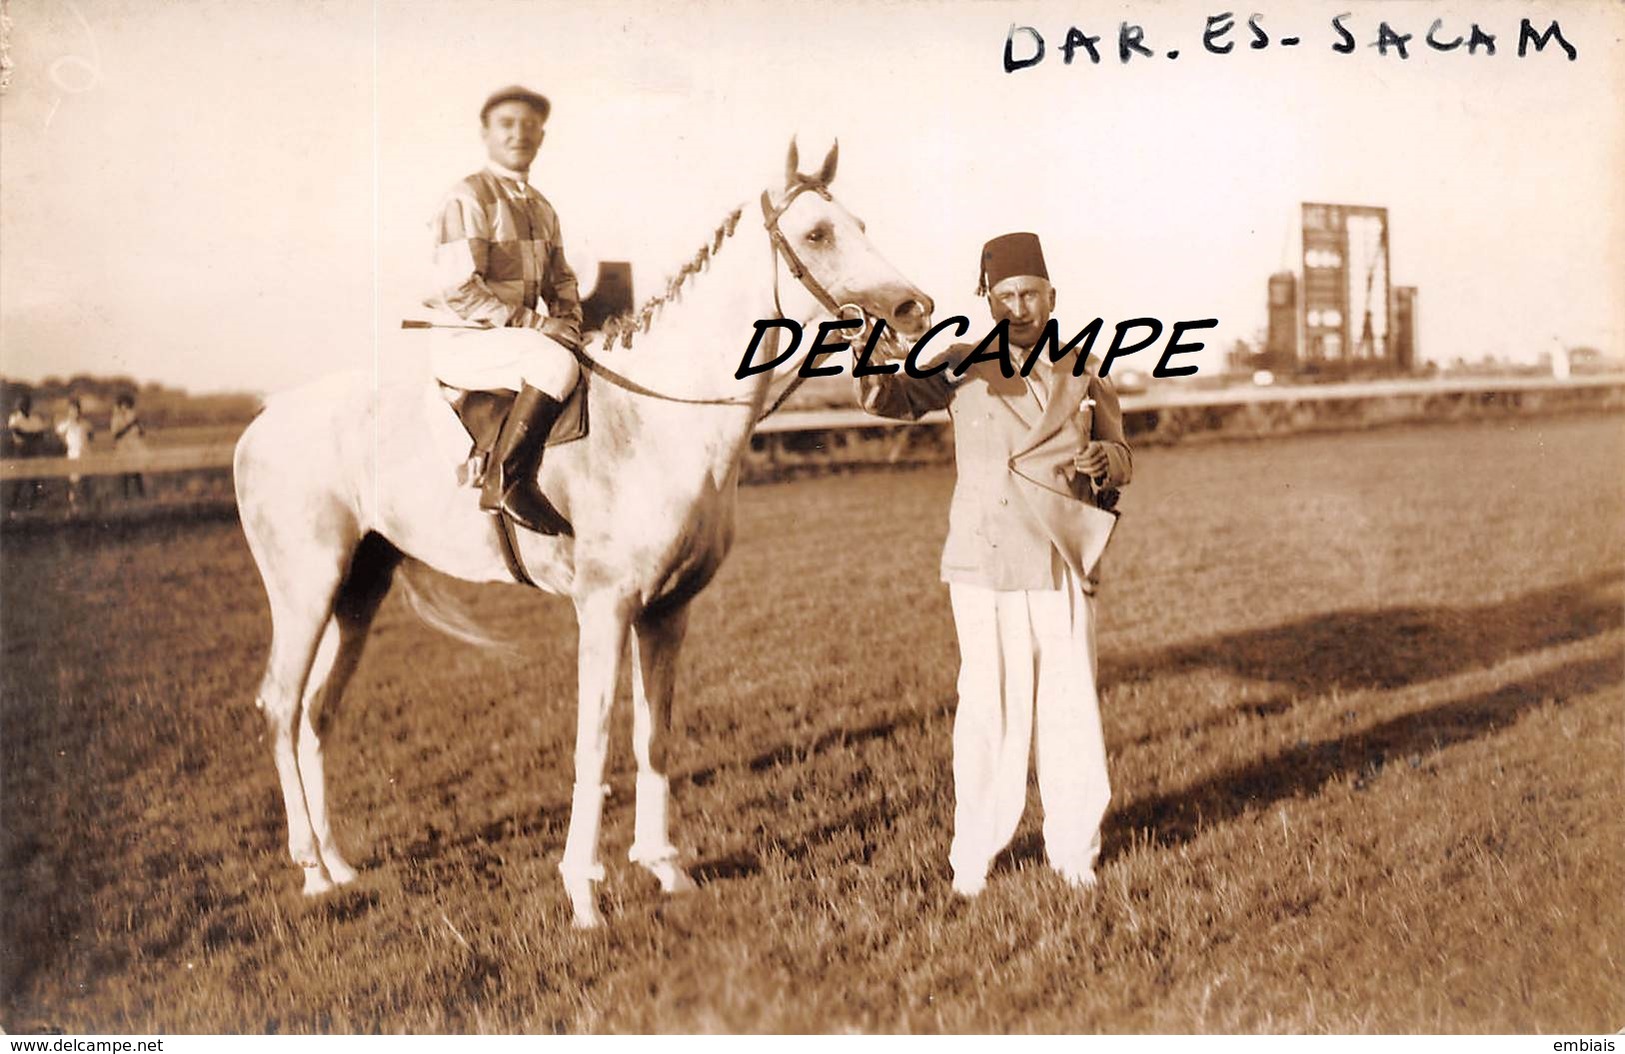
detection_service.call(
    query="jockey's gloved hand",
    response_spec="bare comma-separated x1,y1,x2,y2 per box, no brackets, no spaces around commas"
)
538,317,583,352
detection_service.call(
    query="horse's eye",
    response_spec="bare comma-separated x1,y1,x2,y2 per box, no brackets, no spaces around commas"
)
806,227,828,245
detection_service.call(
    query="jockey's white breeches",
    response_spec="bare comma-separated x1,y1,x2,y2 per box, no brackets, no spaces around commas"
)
429,326,580,399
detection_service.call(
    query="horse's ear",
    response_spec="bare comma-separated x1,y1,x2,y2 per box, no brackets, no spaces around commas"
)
816,140,839,186
785,139,800,187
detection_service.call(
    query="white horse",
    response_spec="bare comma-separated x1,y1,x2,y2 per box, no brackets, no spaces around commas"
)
233,142,934,928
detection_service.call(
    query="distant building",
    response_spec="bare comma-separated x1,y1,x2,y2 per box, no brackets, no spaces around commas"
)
1302,203,1382,368
1567,346,1625,376
1549,342,1570,380
1265,271,1298,372
1297,202,1418,375
1391,286,1418,372
1226,339,1255,374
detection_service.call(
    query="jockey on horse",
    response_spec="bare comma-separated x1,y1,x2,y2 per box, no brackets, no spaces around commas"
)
422,85,581,537
236,130,936,925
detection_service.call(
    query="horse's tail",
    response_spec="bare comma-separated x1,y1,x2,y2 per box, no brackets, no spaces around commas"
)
395,559,518,655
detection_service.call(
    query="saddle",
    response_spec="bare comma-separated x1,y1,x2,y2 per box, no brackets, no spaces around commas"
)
439,377,590,489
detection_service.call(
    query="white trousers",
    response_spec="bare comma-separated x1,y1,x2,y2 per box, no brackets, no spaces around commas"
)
946,568,1111,882
428,326,580,399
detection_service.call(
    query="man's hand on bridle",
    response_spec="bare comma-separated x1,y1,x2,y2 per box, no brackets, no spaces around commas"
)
1072,442,1110,478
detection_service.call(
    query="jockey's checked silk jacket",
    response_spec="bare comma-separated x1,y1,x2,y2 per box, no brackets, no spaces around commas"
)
424,163,583,332
858,345,1133,592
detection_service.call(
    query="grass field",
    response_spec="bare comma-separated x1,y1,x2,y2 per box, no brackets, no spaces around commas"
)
2,415,1621,1033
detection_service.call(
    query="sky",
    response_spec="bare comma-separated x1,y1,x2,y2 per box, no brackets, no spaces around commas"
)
1,0,1622,394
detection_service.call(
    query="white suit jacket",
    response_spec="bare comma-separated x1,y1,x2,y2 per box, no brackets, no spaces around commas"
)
859,345,1132,592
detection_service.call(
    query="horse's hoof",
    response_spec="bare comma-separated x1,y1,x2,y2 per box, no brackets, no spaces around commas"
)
560,861,605,929
644,860,696,894
323,856,359,886
301,866,335,897
567,890,604,929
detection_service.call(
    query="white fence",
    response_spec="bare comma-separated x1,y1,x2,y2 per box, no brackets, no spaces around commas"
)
3,374,1620,521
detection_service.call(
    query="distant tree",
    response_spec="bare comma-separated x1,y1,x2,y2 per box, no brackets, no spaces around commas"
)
0,378,35,406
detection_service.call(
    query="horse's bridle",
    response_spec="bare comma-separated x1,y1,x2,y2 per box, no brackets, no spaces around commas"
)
758,180,870,323
569,179,882,422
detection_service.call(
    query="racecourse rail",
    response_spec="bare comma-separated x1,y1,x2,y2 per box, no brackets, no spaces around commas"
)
3,373,1620,523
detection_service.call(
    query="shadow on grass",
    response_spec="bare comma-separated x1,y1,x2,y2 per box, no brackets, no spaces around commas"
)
688,702,952,884
371,576,1624,893
687,700,950,787
1103,571,1623,696
377,700,952,888
1055,650,1623,865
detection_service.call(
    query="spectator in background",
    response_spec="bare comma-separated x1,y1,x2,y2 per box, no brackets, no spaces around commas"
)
110,393,148,499
6,394,49,514
55,397,93,511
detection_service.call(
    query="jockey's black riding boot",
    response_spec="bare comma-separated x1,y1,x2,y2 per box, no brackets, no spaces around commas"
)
481,384,573,536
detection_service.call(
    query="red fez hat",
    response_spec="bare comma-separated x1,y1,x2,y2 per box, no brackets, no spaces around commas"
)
480,85,552,123
978,232,1048,296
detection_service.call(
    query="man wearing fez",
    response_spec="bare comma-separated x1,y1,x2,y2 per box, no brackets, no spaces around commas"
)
423,85,583,536
858,232,1133,895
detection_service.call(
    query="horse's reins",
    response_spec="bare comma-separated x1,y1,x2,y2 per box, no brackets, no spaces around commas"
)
562,178,878,423
404,183,877,588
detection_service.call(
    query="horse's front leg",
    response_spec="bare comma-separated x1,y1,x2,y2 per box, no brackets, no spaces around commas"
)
629,602,696,894
560,593,632,929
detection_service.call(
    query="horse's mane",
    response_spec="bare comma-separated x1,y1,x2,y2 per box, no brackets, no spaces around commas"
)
598,207,745,350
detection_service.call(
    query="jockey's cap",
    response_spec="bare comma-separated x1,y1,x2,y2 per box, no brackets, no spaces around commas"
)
481,85,551,123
